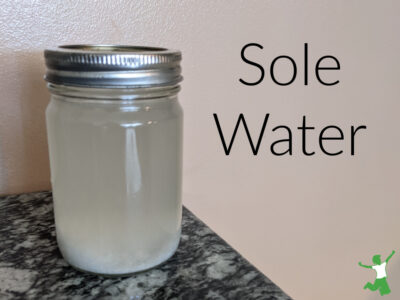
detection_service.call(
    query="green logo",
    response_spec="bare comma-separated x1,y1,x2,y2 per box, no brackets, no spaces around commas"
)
359,250,395,296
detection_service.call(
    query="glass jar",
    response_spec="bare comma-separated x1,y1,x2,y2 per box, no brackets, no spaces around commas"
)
44,45,183,275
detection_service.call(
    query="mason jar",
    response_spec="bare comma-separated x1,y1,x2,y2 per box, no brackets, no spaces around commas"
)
44,45,183,275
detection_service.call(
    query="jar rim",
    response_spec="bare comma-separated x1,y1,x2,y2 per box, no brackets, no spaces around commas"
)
57,44,168,53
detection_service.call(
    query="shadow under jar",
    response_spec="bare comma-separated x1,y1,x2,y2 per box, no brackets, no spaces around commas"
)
44,45,183,276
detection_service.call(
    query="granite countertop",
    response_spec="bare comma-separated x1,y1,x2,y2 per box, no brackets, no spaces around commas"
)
0,191,291,300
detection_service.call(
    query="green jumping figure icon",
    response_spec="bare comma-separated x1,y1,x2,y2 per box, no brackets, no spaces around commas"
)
359,250,395,296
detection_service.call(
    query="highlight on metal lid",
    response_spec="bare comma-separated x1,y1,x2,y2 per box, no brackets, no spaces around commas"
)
44,45,182,88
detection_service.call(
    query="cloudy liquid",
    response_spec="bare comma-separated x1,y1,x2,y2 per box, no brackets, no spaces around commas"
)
46,96,183,275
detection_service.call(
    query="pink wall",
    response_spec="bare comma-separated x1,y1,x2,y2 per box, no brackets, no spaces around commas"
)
0,51,50,194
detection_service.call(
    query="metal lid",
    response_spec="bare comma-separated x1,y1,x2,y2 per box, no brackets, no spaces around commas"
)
44,45,182,88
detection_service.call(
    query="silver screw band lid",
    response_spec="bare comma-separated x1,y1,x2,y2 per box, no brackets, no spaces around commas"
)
44,45,182,88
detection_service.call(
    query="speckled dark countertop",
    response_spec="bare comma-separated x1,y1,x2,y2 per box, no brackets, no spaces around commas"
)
0,191,291,300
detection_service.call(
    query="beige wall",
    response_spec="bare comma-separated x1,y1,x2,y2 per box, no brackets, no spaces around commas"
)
1,1,400,299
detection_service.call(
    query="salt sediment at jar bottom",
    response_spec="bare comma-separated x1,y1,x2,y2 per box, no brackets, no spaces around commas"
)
56,226,181,275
